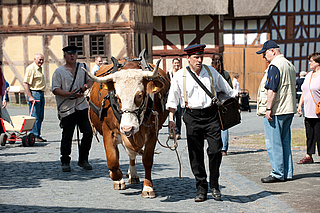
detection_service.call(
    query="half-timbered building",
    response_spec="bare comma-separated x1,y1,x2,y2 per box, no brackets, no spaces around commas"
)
1,0,319,102
0,0,153,103
153,0,320,100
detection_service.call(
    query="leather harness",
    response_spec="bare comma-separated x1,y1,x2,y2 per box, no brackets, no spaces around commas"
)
89,55,169,126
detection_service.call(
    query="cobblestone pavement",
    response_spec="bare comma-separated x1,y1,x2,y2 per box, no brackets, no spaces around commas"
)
0,105,319,212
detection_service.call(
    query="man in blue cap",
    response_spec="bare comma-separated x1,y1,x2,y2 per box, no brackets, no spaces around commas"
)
52,45,93,172
166,44,238,202
256,40,296,183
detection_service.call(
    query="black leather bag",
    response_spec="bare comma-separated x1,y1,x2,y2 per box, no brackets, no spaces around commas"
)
186,66,241,130
217,97,241,130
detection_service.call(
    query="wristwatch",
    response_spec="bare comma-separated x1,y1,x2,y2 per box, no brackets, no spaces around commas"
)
266,108,271,111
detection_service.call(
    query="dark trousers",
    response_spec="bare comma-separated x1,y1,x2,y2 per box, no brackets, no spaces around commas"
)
183,105,222,194
305,117,320,156
60,109,93,164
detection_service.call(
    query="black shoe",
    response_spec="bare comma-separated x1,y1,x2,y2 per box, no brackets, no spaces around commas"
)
194,193,207,202
212,188,221,201
62,163,71,172
261,175,284,183
78,161,93,170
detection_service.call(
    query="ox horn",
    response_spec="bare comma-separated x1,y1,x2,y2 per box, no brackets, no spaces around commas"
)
143,58,161,78
81,67,114,83
111,57,120,73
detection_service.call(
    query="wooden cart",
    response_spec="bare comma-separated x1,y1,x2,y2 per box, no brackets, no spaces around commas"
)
0,101,38,147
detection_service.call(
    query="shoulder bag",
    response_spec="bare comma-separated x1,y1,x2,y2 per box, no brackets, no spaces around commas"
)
183,65,241,130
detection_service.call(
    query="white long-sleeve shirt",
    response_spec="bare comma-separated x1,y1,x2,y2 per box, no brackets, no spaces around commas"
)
166,65,238,110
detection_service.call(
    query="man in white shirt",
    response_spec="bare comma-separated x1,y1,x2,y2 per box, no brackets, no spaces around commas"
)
166,44,237,202
91,56,102,75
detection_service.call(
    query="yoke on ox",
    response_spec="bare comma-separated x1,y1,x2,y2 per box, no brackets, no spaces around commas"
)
83,51,170,198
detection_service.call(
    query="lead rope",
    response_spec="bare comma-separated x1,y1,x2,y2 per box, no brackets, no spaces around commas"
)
153,111,182,179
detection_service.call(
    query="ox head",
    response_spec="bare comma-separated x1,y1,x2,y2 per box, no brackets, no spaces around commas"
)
83,58,163,136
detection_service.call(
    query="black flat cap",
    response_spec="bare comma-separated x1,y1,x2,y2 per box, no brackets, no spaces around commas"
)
62,45,78,53
184,44,206,55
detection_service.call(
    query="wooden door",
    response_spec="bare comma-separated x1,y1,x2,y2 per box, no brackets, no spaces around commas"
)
224,46,267,101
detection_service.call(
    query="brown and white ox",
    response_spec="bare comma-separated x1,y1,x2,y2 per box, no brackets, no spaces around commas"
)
83,58,170,198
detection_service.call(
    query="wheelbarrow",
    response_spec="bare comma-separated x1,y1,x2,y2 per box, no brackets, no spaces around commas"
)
0,100,39,147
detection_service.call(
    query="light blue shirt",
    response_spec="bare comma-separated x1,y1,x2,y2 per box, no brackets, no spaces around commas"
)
91,64,100,75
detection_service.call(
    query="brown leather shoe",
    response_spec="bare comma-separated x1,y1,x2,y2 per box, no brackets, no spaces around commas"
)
296,157,314,164
35,137,47,142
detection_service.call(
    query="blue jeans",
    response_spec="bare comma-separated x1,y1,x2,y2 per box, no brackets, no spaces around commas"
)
264,114,294,180
221,129,229,151
27,91,45,138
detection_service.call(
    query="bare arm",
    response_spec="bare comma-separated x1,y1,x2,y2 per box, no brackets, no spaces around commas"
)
1,95,6,108
52,88,84,98
266,89,277,121
168,107,176,132
297,94,304,116
81,80,93,92
23,82,35,103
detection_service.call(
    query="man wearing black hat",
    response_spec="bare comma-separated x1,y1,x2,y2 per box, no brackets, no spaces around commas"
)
256,40,296,183
166,44,238,202
52,45,93,172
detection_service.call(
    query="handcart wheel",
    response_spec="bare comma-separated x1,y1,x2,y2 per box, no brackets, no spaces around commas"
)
22,133,35,147
0,133,8,146
27,133,35,147
8,133,16,144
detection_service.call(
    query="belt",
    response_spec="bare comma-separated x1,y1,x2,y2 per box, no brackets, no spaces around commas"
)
185,105,215,113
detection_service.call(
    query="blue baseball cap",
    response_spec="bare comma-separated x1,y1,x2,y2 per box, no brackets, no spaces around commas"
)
62,45,78,53
256,40,279,54
184,44,206,55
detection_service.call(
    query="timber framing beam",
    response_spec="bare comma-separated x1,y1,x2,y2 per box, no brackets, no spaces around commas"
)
0,22,140,35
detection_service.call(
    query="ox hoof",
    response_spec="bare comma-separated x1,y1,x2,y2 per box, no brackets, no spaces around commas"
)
141,190,156,198
128,177,140,184
141,186,155,198
113,179,125,190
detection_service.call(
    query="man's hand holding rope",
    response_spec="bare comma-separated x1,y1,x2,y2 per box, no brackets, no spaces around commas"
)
168,107,176,133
